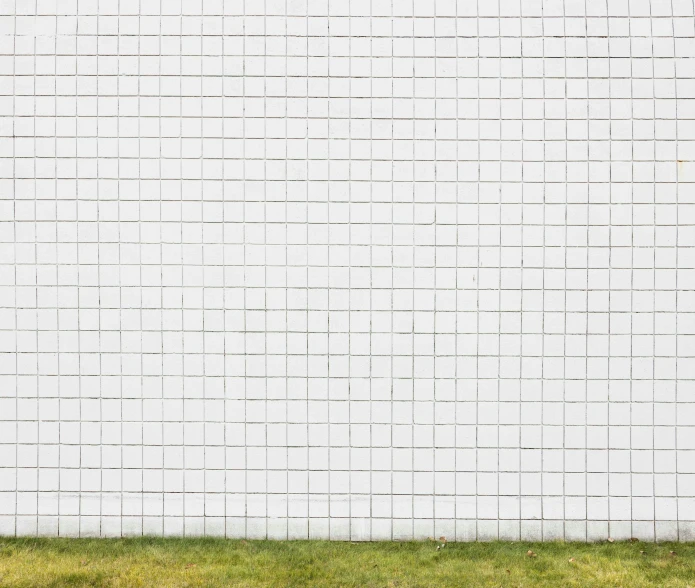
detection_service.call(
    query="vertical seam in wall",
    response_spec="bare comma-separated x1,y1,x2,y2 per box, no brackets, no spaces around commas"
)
284,0,289,541
368,0,374,543
138,1,144,537
474,4,480,542
54,0,60,540
306,0,311,540
390,0,394,542
562,0,569,541
33,0,38,539
242,0,247,541
200,0,206,539
310,0,316,541
605,0,612,540
411,0,415,541
12,0,17,539
519,0,525,541
347,0,352,542
453,0,459,543
433,0,438,543
648,0,656,541
671,0,681,542
263,0,269,541
181,0,186,534
76,0,83,539
117,0,122,538
496,0,502,541
584,0,589,542
540,0,546,538
629,0,636,542
95,0,102,538
177,0,183,538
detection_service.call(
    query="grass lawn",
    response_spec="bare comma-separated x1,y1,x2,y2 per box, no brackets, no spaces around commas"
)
0,537,694,587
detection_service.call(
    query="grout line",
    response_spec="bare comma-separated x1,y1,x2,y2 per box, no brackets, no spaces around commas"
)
474,4,480,541
263,0,268,541
159,0,164,538
12,0,17,539
75,0,81,539
540,0,546,539
562,0,568,541
583,0,589,542
605,0,612,540
649,0,656,542
242,0,247,541
496,0,502,541
518,0,524,541
454,0,459,542
627,0,635,542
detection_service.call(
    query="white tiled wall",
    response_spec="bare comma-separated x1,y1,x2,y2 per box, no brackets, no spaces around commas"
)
1,0,694,541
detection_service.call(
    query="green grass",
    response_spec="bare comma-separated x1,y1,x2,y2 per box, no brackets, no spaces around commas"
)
0,537,694,587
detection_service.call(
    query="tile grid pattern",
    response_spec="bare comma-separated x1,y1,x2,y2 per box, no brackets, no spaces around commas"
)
0,0,694,540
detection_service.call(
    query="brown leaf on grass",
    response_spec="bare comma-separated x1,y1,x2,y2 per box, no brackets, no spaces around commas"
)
185,563,197,569
569,557,576,563
526,550,537,558
80,560,87,566
505,569,511,574
670,551,677,556
630,537,639,543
